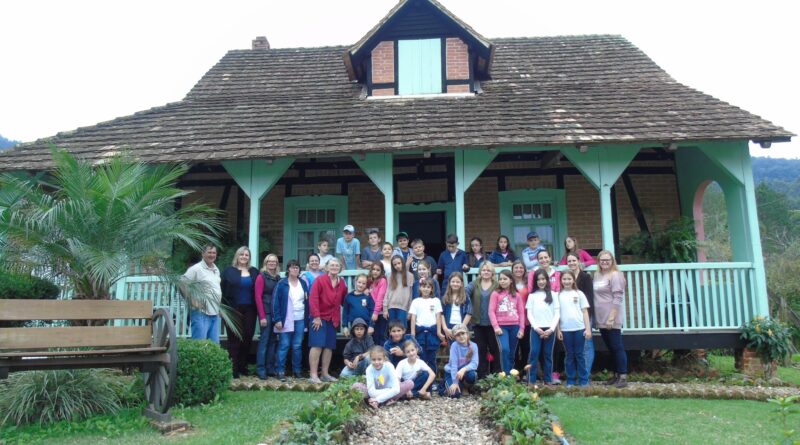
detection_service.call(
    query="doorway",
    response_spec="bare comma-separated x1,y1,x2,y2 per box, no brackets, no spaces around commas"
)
398,211,446,260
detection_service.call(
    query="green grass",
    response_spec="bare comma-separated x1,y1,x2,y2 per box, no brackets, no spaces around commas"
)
0,390,320,445
547,397,788,445
708,354,800,385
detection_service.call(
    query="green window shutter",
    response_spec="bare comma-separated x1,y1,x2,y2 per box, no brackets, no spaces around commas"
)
398,39,442,95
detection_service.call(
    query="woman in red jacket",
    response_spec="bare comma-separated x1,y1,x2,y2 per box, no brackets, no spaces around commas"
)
308,257,348,383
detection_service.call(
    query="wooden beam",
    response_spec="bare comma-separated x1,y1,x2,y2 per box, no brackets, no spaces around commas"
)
622,172,649,234
0,300,152,321
1,326,152,350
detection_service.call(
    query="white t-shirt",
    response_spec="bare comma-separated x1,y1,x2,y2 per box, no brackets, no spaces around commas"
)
182,261,221,316
395,357,428,381
289,280,305,320
449,303,462,326
408,297,442,327
558,289,589,332
526,290,559,330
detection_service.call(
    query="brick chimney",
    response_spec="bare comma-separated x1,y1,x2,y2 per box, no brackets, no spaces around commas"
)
252,36,270,50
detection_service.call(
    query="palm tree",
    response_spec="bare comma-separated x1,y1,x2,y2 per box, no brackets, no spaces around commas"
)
0,148,235,331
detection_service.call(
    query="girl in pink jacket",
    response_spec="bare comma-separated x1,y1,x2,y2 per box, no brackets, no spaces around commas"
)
489,270,525,374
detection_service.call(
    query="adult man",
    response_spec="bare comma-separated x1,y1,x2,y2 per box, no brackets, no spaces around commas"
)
182,244,222,343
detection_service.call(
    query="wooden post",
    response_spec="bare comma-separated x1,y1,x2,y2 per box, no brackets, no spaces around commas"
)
353,153,395,241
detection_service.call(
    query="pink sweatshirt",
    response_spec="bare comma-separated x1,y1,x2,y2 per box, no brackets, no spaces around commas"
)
558,249,596,267
369,276,388,315
488,289,525,331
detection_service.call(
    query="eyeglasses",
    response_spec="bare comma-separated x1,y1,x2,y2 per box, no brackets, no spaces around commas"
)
599,259,612,263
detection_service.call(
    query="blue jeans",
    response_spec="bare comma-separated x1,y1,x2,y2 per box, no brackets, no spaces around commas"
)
387,308,408,330
339,356,370,377
497,325,520,374
528,328,555,383
256,316,275,378
276,319,305,375
441,369,477,398
599,328,628,374
562,330,588,385
405,370,431,396
584,332,595,374
190,310,220,344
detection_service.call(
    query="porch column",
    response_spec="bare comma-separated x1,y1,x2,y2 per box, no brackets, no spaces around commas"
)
222,159,293,266
353,153,394,240
454,149,497,245
561,145,639,255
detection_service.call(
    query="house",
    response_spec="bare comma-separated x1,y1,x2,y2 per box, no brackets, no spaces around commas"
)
0,0,793,350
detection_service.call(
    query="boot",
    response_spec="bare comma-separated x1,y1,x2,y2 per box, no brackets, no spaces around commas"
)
603,373,618,386
614,374,628,388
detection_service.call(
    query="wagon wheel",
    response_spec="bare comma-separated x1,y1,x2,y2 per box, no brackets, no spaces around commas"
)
144,308,177,414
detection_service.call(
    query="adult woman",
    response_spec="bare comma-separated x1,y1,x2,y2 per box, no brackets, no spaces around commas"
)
566,252,596,374
383,255,414,329
511,259,531,373
272,259,309,381
302,253,324,289
558,236,596,267
593,250,628,388
368,262,389,345
463,237,487,272
488,235,516,267
308,257,348,383
220,246,259,378
255,253,281,380
528,250,561,292
466,262,502,378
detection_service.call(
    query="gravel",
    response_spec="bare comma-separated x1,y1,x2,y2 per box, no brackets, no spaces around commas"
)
347,395,497,445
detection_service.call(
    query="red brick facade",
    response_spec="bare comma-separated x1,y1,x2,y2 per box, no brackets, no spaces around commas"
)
445,37,469,80
371,41,395,84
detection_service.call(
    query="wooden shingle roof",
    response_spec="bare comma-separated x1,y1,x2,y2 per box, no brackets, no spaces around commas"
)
0,34,792,171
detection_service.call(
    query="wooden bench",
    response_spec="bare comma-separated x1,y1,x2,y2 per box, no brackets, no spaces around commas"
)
0,299,177,420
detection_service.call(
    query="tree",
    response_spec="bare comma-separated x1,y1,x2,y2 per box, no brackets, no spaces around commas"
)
0,149,225,305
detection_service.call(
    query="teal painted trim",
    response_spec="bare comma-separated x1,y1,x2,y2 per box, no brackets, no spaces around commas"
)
600,186,614,254
398,39,442,95
498,188,567,260
283,195,348,264
223,159,293,266
454,149,497,245
394,202,456,238
618,262,752,271
697,142,746,185
353,153,395,240
739,149,769,316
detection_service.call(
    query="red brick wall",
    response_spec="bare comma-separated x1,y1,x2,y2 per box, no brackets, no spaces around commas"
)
447,84,471,93
371,41,395,84
446,38,469,80
372,88,395,96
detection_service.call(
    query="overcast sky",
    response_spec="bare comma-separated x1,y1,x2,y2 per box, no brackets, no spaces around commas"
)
1,0,797,158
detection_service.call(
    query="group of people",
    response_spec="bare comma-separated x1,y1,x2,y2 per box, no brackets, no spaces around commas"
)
181,227,630,404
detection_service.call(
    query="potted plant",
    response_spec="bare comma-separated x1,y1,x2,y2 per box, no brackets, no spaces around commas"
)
740,316,792,380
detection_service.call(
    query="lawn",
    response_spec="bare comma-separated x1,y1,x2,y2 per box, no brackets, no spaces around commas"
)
547,397,789,445
708,353,800,385
0,390,320,445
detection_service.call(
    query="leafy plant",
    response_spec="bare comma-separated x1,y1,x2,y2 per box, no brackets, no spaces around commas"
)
0,269,60,300
174,339,232,406
741,317,793,380
621,216,697,263
767,395,798,445
0,369,129,427
276,378,364,444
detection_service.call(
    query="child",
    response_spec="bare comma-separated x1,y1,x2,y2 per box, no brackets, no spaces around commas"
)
317,239,334,268
556,270,592,387
380,242,394,275
520,231,546,271
383,319,419,367
488,270,525,374
361,228,383,269
342,274,375,337
558,236,596,267
383,255,414,329
488,235,517,267
526,268,559,385
441,324,478,398
463,236,486,272
336,225,361,270
409,278,445,375
302,253,325,289
528,250,561,293
411,260,440,299
441,272,472,339
393,231,411,261
340,318,375,377
395,340,436,400
407,239,437,279
369,262,389,346
437,233,468,280
511,260,531,374
352,346,414,408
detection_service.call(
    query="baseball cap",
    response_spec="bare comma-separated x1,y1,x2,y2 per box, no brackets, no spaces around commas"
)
452,324,469,336
396,231,409,240
527,231,539,240
343,224,355,233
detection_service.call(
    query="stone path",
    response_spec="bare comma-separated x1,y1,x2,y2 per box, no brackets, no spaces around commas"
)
347,395,496,445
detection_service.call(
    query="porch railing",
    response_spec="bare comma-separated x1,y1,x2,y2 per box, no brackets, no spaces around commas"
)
48,262,758,338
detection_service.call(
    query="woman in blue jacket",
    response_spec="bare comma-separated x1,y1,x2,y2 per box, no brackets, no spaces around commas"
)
271,259,310,380
221,247,260,378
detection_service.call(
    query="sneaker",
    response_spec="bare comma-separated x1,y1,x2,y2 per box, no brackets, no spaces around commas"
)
565,384,574,389
431,383,438,393
320,375,338,383
614,374,628,388
551,372,562,385
293,371,304,379
309,376,323,384
257,373,267,381
603,374,619,386
278,373,287,382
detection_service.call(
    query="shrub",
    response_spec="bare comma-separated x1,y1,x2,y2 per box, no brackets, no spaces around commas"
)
174,339,232,406
0,269,60,300
741,316,793,379
277,378,365,444
0,369,128,427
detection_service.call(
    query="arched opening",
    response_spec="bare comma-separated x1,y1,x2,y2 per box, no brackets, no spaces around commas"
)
693,180,731,262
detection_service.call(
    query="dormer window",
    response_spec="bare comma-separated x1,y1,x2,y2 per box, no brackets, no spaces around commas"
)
398,39,442,95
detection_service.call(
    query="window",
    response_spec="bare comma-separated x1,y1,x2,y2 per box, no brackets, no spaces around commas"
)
398,39,442,95
283,196,348,263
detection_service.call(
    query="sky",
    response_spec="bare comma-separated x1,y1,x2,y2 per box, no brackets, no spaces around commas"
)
1,0,797,158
